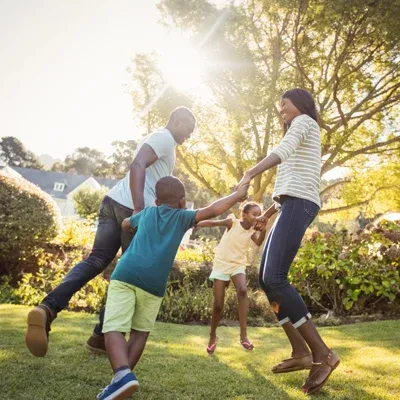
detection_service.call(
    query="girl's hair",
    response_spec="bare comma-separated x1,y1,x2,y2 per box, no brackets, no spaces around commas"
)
282,88,318,133
240,201,261,214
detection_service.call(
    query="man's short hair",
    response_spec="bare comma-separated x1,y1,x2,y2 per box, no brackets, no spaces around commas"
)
155,176,186,204
169,107,196,124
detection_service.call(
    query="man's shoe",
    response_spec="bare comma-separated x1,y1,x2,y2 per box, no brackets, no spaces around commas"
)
26,304,55,357
86,332,107,355
97,372,139,400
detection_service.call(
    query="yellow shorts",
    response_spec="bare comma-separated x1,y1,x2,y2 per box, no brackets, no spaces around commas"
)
102,280,163,333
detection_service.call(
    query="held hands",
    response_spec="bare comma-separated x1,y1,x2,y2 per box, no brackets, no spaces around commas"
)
253,213,268,231
236,183,250,202
236,172,252,191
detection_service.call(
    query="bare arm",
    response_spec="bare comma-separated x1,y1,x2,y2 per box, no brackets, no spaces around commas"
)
196,218,233,229
129,144,158,214
251,229,267,246
195,185,249,223
263,204,278,219
254,204,278,231
237,153,281,189
121,218,133,232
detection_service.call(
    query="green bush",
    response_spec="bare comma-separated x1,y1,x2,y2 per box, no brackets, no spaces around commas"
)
73,186,108,219
291,222,400,315
158,262,276,325
56,217,95,248
0,175,60,277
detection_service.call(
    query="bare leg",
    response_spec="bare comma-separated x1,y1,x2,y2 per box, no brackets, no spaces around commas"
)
297,320,330,363
231,273,249,342
209,279,228,347
127,329,149,370
104,331,129,371
282,321,310,357
297,320,340,394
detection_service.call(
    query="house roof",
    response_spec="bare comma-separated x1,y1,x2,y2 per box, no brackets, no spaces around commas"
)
10,167,118,200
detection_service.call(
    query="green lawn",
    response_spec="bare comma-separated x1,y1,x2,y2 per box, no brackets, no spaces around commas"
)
0,304,399,400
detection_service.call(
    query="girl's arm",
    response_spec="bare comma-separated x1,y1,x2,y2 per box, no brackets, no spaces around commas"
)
251,229,267,246
253,204,278,231
196,218,233,229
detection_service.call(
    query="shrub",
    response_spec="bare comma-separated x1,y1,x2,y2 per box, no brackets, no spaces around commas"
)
0,175,60,276
291,223,400,315
56,217,95,248
158,261,276,325
73,186,108,219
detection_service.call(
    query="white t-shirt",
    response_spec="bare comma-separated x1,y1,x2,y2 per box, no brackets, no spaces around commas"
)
107,128,176,209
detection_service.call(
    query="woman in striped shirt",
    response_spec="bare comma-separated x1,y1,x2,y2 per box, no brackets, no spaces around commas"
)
237,89,340,395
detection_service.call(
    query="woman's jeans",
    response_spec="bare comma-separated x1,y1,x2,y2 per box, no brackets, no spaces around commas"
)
42,196,134,335
259,196,319,328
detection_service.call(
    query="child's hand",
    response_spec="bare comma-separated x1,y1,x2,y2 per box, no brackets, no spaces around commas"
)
236,184,249,202
254,214,268,231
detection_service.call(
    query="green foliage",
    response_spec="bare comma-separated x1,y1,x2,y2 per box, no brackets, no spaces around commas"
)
159,262,275,325
175,238,217,263
109,140,137,178
56,218,96,247
0,175,60,276
131,0,400,209
0,136,43,169
72,186,108,219
64,147,110,177
291,223,400,315
0,277,19,304
14,262,108,313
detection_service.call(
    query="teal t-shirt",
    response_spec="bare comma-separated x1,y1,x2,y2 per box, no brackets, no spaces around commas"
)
111,205,197,297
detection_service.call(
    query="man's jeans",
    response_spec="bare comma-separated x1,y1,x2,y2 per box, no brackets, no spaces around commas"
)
42,196,134,335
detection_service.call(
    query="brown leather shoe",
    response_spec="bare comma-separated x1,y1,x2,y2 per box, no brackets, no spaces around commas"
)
302,351,340,395
85,332,107,355
25,304,55,357
272,353,313,374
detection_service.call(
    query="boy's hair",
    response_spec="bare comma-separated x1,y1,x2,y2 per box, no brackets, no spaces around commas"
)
155,176,186,204
240,201,261,214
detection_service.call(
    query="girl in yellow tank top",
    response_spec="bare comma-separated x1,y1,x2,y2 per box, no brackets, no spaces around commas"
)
196,202,266,354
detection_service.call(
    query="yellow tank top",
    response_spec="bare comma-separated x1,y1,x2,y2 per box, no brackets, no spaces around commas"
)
213,217,256,274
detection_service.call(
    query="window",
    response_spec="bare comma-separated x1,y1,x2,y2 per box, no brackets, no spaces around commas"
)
54,182,65,191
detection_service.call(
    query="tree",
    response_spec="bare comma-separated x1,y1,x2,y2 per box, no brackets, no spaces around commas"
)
109,140,138,179
51,161,65,172
64,147,110,177
0,136,43,169
128,0,400,213
73,186,109,219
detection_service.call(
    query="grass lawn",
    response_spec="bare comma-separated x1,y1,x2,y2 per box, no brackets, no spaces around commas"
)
0,304,399,400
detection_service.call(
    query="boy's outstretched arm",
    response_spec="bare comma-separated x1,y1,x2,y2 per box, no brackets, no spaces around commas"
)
195,185,249,223
196,218,233,229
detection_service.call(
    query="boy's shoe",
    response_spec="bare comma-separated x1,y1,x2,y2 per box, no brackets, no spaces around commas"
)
97,372,139,400
86,332,107,355
25,304,55,357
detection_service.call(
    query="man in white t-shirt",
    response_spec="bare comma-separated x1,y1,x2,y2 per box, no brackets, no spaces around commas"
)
25,107,196,357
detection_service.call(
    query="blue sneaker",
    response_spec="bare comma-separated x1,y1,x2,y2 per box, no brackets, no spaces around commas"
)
97,372,139,400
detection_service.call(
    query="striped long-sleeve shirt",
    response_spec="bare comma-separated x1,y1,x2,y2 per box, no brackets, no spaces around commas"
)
271,114,321,208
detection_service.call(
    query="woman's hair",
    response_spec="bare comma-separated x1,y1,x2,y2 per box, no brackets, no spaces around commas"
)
240,201,261,214
282,88,318,132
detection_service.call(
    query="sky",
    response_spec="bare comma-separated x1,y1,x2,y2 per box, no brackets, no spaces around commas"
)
0,0,229,160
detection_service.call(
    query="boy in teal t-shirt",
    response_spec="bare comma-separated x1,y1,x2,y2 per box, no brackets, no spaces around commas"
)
97,176,249,400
